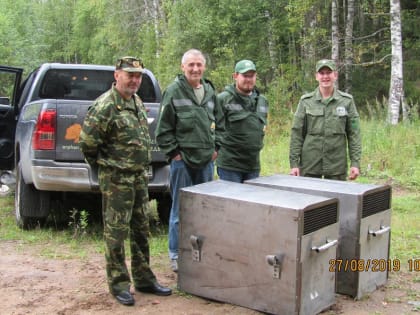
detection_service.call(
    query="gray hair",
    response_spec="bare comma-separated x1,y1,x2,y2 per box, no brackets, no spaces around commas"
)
181,49,206,65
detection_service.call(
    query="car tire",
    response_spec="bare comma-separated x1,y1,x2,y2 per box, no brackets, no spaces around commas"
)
15,162,50,229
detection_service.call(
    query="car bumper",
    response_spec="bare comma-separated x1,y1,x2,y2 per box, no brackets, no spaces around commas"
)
31,160,170,193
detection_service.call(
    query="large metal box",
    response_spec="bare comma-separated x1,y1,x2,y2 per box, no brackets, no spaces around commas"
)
178,180,339,315
245,174,392,299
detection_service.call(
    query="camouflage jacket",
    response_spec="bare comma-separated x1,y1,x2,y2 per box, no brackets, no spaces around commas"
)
79,84,151,172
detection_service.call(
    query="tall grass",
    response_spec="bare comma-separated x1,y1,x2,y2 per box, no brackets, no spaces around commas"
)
261,118,420,191
390,195,420,263
361,119,419,189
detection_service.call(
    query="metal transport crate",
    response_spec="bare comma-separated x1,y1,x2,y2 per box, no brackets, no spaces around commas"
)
178,180,339,315
245,174,392,299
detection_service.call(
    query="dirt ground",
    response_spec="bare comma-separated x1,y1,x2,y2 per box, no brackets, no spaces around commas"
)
0,239,419,315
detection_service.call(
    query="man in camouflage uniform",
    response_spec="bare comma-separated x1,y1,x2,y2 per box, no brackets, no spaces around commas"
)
79,56,171,306
289,59,361,181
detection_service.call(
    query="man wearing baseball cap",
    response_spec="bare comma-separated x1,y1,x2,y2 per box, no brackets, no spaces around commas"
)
79,56,172,306
216,59,269,183
289,59,361,181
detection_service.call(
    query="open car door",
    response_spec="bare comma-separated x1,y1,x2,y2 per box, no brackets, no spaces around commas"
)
0,65,23,172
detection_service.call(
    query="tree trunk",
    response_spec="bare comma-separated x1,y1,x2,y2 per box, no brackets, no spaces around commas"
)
331,0,340,61
302,5,317,79
388,0,407,124
331,0,340,86
265,10,278,73
344,0,355,93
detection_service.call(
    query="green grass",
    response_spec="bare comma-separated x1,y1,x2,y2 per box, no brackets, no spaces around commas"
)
0,193,167,260
389,194,420,265
360,120,420,189
261,118,420,191
0,194,104,259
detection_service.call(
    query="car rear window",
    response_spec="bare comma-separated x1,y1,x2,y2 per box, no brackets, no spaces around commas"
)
38,69,157,102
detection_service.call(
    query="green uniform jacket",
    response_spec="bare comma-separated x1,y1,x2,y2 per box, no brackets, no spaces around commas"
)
79,85,151,172
155,74,224,168
217,84,268,172
289,87,361,176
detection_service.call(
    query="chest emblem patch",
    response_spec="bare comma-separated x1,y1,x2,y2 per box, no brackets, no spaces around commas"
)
336,106,347,116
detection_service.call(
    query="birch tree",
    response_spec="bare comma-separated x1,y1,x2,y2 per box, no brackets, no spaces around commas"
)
344,0,355,93
331,0,339,65
388,0,407,124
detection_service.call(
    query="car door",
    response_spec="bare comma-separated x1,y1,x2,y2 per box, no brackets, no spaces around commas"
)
0,65,23,171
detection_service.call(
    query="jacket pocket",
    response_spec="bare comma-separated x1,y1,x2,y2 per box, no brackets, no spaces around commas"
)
305,108,324,135
332,108,348,134
176,111,195,132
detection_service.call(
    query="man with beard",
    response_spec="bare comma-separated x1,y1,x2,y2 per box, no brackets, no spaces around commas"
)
216,59,268,183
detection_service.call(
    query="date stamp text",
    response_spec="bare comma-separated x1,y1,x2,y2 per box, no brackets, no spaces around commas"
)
329,259,420,272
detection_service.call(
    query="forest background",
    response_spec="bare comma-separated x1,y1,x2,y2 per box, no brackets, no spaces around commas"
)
1,0,419,125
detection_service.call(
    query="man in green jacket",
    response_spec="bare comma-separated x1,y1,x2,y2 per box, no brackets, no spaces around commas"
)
155,49,224,272
216,59,268,182
289,59,361,181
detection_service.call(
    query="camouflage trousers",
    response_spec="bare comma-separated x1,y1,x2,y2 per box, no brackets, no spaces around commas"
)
99,167,156,295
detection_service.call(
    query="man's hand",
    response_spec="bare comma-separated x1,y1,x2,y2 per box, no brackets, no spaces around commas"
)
290,167,300,176
172,154,182,161
349,167,360,180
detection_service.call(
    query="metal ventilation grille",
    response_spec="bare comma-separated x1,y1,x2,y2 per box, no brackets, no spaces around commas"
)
362,188,391,218
303,202,338,235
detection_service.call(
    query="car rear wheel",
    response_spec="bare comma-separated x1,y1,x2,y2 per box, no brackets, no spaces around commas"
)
15,162,50,229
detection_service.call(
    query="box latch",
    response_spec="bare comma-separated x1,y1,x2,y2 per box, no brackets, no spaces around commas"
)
266,253,285,279
190,235,203,262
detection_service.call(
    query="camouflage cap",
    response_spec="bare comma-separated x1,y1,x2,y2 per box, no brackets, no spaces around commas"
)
116,56,144,72
235,60,256,73
316,59,336,72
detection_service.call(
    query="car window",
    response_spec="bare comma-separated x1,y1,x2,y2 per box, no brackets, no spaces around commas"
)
38,69,157,102
138,73,156,102
39,69,115,101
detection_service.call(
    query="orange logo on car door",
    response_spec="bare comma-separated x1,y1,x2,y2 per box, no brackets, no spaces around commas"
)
65,123,82,143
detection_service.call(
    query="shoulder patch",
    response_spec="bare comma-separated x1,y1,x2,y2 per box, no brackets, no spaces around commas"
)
337,90,353,99
301,91,314,100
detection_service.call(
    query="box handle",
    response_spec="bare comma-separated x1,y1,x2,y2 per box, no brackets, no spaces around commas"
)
311,239,338,253
368,225,391,237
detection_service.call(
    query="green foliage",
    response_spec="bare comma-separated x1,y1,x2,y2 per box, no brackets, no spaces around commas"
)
0,0,419,119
